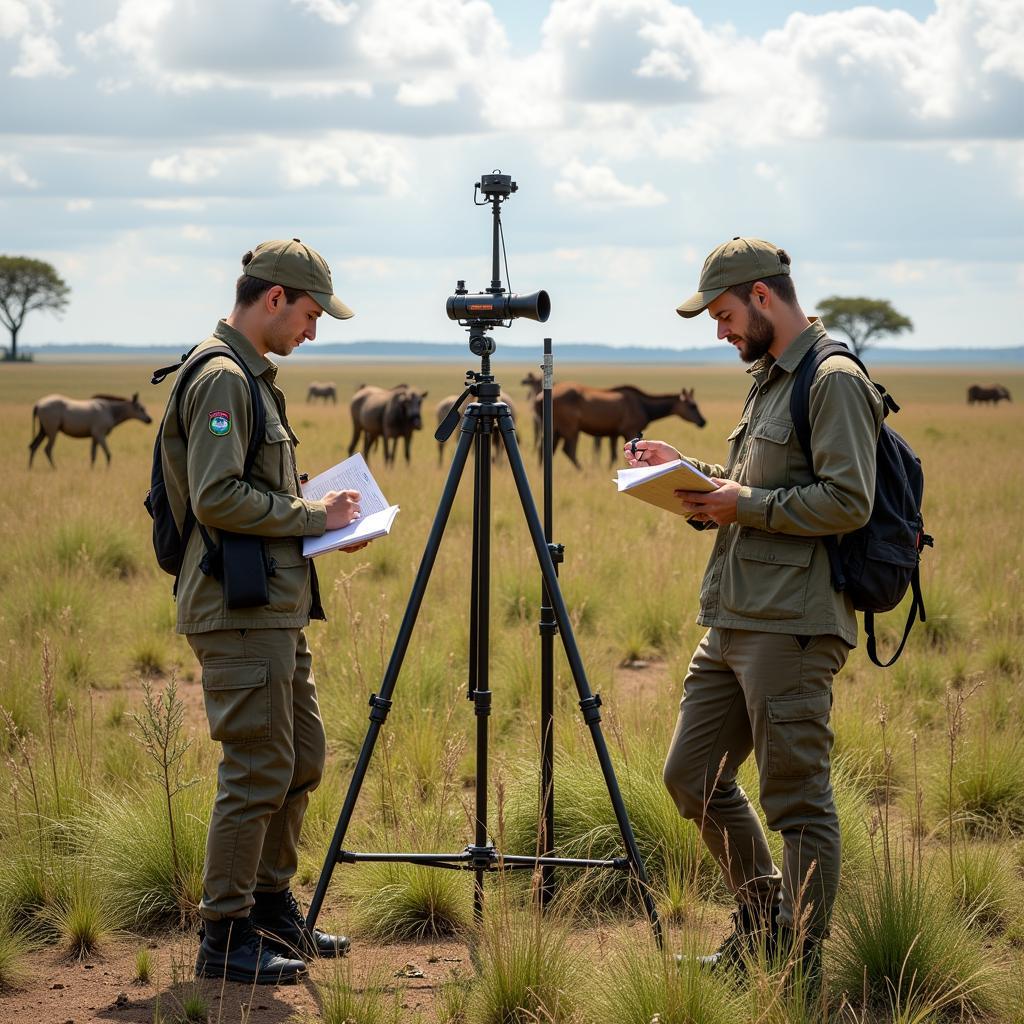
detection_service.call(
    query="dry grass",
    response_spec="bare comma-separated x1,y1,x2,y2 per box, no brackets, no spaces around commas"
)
1,358,1023,1021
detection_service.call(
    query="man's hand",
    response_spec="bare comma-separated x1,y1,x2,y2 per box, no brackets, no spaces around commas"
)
323,489,361,530
675,478,742,526
622,439,680,467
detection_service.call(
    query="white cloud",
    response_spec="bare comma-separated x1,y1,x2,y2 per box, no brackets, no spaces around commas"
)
554,160,666,206
0,154,38,188
149,149,226,184
65,198,92,211
279,133,411,196
135,197,207,211
181,224,211,242
0,0,31,38
12,29,70,77
290,0,358,26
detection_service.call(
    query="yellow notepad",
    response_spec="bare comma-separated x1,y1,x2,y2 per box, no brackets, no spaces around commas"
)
615,459,718,517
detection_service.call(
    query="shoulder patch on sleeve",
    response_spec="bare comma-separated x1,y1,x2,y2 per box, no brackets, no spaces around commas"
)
208,410,232,436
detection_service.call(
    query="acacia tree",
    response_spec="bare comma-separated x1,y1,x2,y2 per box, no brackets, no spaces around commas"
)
0,255,70,361
816,295,913,358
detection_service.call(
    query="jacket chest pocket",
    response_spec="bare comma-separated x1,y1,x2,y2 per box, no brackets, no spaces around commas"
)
259,420,295,492
748,418,793,488
721,535,815,620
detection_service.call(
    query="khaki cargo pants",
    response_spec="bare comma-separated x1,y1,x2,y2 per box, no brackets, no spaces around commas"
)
663,628,849,936
187,627,326,921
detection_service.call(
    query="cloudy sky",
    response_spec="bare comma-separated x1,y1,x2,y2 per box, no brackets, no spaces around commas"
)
1,0,1022,352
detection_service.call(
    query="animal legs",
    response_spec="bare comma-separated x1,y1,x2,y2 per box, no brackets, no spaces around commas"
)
28,427,46,468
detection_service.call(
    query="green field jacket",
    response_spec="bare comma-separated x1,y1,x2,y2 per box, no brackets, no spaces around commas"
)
684,319,884,646
160,321,328,634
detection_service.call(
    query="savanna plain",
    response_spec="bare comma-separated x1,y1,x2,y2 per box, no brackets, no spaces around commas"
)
0,357,1022,1024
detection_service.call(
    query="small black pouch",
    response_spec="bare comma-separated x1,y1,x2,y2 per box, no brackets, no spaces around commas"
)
220,532,272,609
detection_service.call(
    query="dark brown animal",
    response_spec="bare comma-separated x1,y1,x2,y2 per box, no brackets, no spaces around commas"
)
348,384,408,461
307,381,337,403
539,383,706,469
967,384,1011,404
382,387,428,465
29,393,152,468
435,392,517,465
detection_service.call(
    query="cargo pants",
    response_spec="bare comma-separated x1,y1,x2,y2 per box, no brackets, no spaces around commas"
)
663,627,849,936
187,627,327,920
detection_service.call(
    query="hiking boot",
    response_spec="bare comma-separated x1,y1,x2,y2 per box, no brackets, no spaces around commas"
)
195,915,307,985
679,901,782,974
251,888,350,960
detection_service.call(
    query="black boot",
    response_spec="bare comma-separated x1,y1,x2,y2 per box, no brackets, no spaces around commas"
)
251,889,350,960
195,915,307,984
689,900,782,974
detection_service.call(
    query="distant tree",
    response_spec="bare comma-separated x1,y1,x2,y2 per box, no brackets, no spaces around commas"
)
816,295,912,358
0,255,71,361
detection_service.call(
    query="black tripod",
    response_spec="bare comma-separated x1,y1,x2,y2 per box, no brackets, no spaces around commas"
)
306,335,661,943
306,171,661,944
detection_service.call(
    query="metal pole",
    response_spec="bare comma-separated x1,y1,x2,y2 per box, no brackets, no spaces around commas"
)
539,339,557,906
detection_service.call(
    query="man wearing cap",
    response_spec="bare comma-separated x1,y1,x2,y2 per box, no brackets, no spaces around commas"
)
159,239,361,984
624,238,883,982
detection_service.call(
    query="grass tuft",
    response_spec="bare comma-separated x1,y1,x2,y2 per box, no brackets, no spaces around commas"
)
468,901,583,1024
308,962,401,1024
346,861,472,942
832,841,998,1017
0,911,31,992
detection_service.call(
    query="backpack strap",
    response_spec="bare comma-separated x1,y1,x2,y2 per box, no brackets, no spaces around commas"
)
789,340,864,593
864,565,926,668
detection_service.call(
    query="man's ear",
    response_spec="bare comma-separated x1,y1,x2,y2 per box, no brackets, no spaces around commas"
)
750,281,770,307
265,285,285,312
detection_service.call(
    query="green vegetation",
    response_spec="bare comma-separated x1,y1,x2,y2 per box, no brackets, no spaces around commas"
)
0,362,1022,1020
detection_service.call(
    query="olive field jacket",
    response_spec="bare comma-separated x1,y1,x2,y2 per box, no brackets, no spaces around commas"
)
684,319,884,646
160,321,328,634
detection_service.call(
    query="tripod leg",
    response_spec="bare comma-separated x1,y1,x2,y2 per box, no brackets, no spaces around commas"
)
471,423,494,922
306,422,476,934
496,412,663,946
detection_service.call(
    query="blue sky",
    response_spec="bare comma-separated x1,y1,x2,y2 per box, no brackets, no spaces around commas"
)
0,0,1021,352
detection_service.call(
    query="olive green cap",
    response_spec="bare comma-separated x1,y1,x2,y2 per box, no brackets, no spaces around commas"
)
242,238,354,319
676,237,790,318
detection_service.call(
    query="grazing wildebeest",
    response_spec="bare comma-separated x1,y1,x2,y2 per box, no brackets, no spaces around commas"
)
306,381,337,403
348,383,425,464
382,386,428,465
29,393,152,468
538,383,706,469
967,384,1012,404
435,392,517,465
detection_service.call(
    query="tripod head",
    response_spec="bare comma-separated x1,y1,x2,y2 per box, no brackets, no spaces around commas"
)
445,170,550,363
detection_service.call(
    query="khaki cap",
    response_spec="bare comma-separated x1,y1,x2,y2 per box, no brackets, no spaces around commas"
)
676,237,790,318
242,238,354,319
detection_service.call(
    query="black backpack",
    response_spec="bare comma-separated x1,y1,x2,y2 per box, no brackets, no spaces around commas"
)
144,344,265,590
790,341,933,667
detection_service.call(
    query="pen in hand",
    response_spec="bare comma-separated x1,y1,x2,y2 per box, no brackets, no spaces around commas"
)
629,432,644,462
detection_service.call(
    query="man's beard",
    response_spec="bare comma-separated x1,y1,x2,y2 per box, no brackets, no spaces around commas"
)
735,302,775,363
